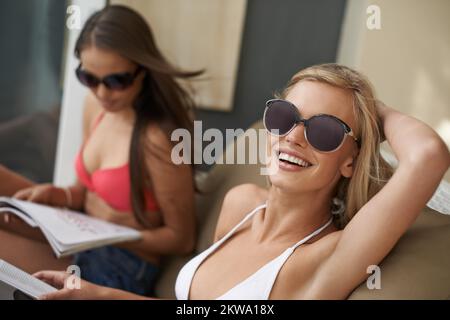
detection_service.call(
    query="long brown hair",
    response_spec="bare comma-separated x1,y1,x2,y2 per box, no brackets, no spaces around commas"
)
75,5,201,227
278,63,393,228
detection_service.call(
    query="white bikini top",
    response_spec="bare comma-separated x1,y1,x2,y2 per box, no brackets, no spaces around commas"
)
175,203,333,300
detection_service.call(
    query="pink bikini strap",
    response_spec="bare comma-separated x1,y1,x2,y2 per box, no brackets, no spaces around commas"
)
91,111,106,132
80,111,106,151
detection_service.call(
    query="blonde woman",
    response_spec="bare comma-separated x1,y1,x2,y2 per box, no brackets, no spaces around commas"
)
35,64,450,299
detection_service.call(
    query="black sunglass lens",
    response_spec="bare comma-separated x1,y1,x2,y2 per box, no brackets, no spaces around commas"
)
76,69,99,88
104,74,133,90
264,101,298,135
307,116,345,152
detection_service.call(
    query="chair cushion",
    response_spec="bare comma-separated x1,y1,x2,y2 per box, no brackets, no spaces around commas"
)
349,207,450,299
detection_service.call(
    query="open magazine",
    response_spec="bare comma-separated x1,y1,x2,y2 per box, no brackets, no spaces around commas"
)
0,197,142,258
0,259,57,300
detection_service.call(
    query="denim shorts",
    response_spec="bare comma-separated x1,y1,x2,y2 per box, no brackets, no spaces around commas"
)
73,246,159,296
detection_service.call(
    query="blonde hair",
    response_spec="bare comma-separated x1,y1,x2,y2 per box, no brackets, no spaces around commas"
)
278,63,393,228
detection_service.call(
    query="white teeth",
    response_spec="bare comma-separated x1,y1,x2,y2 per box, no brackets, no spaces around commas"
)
278,152,311,167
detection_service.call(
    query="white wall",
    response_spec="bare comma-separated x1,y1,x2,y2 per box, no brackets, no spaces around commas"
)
53,0,106,186
336,0,369,69
337,0,450,182
110,0,247,112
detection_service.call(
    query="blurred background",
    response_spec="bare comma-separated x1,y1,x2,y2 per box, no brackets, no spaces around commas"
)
0,0,65,182
0,0,448,185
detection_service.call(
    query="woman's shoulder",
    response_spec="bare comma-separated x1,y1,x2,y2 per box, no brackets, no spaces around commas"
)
224,184,268,210
140,123,174,162
213,184,268,242
144,123,173,148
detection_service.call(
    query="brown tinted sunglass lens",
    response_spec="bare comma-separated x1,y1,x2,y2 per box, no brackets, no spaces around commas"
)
264,100,298,135
306,115,345,152
76,69,99,88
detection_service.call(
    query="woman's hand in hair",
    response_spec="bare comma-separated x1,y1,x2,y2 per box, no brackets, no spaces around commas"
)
84,191,142,229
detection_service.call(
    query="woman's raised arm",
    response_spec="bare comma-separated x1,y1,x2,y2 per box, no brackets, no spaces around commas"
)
310,102,450,299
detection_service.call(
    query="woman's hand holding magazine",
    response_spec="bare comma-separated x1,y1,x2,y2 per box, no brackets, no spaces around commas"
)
33,270,145,300
13,184,69,208
0,197,142,257
33,270,103,300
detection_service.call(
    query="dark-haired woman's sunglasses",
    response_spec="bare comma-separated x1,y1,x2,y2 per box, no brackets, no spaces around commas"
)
75,64,142,90
263,99,359,152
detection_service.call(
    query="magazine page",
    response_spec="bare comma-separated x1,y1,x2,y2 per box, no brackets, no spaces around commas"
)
0,197,39,227
0,207,38,227
0,259,57,299
0,198,141,245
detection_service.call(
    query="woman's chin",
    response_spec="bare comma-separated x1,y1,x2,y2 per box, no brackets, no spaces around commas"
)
269,173,306,189
101,102,130,113
101,102,119,111
266,162,315,190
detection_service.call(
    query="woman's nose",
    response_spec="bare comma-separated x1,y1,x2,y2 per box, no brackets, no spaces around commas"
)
94,83,111,100
285,123,308,148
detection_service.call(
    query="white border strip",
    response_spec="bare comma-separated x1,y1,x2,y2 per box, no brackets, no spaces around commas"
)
336,0,369,68
53,0,106,186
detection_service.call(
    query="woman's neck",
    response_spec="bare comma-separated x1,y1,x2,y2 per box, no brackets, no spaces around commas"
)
108,106,135,124
252,186,334,244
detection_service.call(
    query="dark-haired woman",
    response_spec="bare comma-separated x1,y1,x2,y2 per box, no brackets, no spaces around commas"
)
0,5,198,295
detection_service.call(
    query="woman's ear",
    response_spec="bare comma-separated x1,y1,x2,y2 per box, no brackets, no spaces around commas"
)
137,69,147,84
340,148,359,178
340,157,354,178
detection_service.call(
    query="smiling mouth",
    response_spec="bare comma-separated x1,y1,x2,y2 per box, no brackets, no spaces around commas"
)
277,151,313,168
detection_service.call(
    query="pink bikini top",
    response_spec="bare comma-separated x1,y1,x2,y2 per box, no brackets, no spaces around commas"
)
75,113,159,213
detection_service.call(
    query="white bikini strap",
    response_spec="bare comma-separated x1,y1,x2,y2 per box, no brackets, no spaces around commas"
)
212,203,267,248
290,217,334,251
